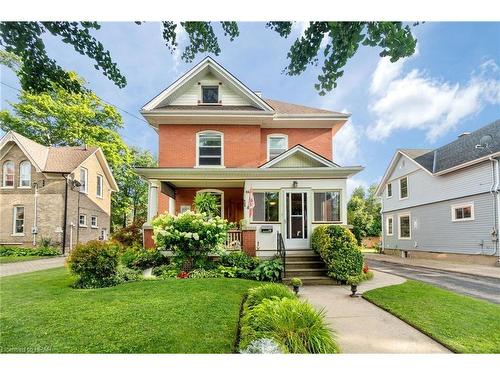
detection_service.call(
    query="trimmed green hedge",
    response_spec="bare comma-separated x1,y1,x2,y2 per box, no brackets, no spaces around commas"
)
0,245,60,257
311,225,364,282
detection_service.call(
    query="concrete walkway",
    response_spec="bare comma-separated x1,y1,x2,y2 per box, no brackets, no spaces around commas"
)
365,253,500,280
300,270,450,353
0,257,66,277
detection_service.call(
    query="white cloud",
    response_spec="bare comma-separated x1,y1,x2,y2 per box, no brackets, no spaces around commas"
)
367,58,500,142
292,21,309,38
333,118,361,166
170,23,188,73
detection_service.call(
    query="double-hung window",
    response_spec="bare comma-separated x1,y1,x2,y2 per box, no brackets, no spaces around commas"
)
387,182,393,198
2,160,14,187
267,135,288,161
197,132,223,166
252,192,279,222
96,174,103,198
398,214,411,239
79,214,87,227
80,168,88,193
91,215,98,228
314,191,341,222
19,161,31,187
386,216,394,236
13,206,25,234
399,176,408,199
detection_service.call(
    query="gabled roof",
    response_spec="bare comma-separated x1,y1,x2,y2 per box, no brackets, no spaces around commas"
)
376,119,500,196
142,56,274,112
260,144,341,169
0,131,119,191
44,146,99,173
140,57,349,130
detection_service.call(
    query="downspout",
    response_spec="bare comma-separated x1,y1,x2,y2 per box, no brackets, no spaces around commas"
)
62,174,69,255
380,198,385,253
491,156,500,265
33,182,38,246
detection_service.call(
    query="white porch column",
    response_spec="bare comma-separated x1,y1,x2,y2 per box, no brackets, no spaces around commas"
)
147,180,159,223
168,197,175,215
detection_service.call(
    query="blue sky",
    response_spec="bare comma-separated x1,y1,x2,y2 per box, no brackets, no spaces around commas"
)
1,22,499,194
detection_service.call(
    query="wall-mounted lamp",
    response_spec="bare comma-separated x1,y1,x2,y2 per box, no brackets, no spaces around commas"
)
292,181,298,188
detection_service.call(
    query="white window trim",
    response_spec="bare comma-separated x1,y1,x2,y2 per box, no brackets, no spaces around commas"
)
399,176,409,200
79,214,87,227
197,189,224,218
96,174,103,198
2,160,14,188
250,190,281,223
195,131,224,168
80,167,88,194
398,213,411,240
312,189,342,224
91,215,98,228
12,206,25,235
386,182,393,198
386,215,394,236
267,134,288,161
451,202,475,222
19,160,32,188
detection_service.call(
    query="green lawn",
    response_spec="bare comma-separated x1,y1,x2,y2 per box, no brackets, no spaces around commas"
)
0,255,51,263
363,280,500,353
0,267,263,353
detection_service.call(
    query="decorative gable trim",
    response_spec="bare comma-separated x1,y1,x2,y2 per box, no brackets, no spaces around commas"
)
142,57,274,112
260,144,340,169
0,131,46,172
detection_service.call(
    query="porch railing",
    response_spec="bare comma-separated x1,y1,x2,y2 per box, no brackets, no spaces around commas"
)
276,231,286,280
226,230,242,250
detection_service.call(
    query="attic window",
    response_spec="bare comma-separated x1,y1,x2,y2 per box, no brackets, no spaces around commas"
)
201,86,219,104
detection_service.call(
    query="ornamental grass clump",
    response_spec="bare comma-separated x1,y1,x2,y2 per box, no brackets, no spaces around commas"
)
245,283,296,310
152,211,228,270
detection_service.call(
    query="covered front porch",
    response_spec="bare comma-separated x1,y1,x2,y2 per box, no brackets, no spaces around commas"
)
137,145,363,257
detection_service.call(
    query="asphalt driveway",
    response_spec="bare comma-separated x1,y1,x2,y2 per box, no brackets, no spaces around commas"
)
367,259,500,304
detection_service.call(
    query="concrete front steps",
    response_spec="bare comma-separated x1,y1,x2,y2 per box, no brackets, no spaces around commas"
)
283,250,337,285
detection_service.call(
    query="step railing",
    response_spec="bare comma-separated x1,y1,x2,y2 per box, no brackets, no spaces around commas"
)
276,231,286,280
225,230,242,250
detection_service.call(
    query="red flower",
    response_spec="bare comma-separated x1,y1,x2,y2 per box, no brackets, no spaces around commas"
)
177,271,189,279
363,264,369,273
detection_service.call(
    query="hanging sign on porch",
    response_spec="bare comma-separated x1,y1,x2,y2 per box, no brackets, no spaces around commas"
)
247,186,255,218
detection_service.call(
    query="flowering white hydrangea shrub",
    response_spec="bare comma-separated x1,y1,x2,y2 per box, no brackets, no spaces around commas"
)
152,211,228,266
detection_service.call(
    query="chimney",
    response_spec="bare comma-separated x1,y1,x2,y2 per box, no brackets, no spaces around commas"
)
458,132,471,139
254,91,262,98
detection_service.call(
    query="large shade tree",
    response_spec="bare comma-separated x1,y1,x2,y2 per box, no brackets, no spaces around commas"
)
0,72,153,229
0,21,417,95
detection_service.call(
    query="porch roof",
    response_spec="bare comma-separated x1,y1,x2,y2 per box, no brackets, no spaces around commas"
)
135,166,363,183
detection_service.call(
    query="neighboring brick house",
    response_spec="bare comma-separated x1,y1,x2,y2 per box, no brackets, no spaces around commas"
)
137,57,363,257
0,131,118,253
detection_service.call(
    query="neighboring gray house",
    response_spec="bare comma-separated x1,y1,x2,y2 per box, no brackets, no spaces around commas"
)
376,120,500,266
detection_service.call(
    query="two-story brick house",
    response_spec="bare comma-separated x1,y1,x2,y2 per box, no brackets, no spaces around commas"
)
137,57,362,257
0,131,118,252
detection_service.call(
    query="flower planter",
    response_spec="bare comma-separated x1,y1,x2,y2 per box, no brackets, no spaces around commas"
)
350,284,358,297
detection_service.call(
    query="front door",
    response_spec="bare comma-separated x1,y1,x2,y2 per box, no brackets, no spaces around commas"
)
284,191,309,249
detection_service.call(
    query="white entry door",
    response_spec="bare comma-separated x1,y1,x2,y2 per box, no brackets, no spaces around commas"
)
283,191,310,249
